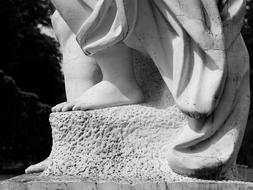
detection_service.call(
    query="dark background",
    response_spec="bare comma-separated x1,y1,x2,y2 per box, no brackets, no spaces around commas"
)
0,0,253,174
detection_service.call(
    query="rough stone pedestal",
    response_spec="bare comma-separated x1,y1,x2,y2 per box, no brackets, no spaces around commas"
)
40,52,246,182
3,53,247,189
1,174,253,190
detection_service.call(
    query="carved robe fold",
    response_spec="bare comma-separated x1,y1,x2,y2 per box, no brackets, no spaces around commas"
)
54,0,250,177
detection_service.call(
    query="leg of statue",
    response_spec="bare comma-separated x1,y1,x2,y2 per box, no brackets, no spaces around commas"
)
50,0,143,112
60,42,144,111
50,11,102,112
26,11,102,173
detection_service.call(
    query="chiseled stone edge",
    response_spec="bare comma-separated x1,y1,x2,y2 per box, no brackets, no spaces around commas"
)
1,174,253,190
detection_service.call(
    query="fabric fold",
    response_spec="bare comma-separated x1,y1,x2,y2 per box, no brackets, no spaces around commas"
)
58,0,249,177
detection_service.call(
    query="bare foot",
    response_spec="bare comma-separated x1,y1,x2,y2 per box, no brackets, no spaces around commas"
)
25,158,49,174
52,80,144,112
52,102,68,112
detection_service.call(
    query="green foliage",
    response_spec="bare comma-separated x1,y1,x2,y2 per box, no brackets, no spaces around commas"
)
0,71,52,172
0,0,64,105
0,0,62,172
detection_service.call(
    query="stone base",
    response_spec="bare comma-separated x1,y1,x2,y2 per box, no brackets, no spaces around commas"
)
1,174,253,190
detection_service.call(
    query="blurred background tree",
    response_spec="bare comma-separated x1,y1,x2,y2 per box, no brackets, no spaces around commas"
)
0,0,64,173
0,0,63,105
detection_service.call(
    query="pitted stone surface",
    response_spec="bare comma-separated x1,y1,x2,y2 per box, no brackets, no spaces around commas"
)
43,105,239,183
42,52,240,183
43,53,191,183
44,105,187,183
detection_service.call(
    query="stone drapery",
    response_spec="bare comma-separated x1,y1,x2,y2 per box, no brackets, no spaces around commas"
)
54,0,250,177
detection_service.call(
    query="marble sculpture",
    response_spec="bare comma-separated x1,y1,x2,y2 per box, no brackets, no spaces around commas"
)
26,0,250,180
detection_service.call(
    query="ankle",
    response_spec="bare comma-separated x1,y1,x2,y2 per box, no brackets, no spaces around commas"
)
104,78,143,102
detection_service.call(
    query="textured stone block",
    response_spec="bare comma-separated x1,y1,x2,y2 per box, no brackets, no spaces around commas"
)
39,52,246,182
44,105,187,183
45,0,250,180
42,53,192,182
